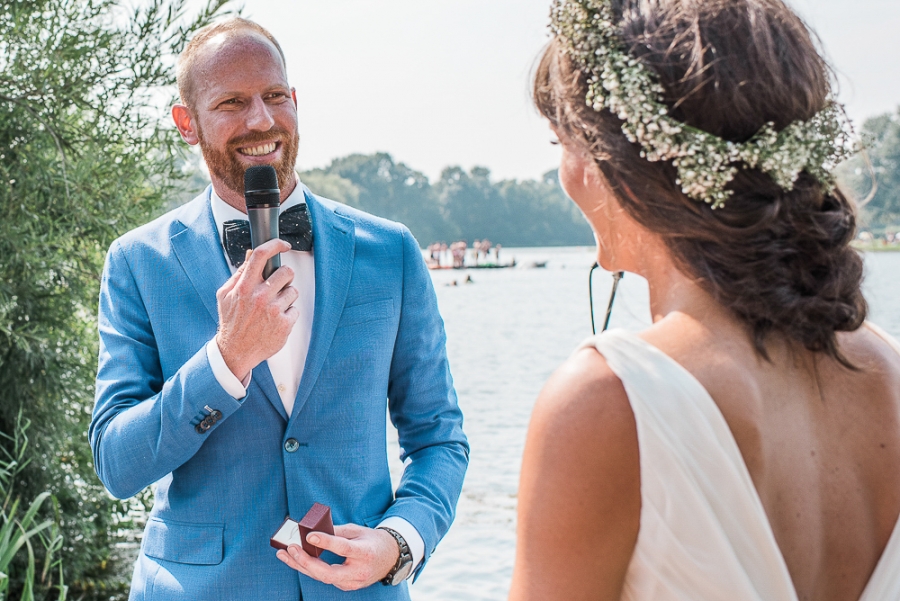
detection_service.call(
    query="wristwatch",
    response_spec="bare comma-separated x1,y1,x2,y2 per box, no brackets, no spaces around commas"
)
378,526,413,586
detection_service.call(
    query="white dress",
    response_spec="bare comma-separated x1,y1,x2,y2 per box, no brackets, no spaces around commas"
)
582,326,900,601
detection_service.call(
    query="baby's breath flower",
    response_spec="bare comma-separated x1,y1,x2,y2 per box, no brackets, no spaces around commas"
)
550,0,855,209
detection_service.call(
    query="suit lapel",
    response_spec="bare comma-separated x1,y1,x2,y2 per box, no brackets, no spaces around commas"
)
171,188,230,324
251,362,288,421
290,189,355,421
171,186,288,421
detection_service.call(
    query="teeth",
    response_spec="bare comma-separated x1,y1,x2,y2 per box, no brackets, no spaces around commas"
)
240,142,276,156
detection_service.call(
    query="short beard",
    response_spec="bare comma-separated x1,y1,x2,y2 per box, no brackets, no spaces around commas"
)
197,124,299,199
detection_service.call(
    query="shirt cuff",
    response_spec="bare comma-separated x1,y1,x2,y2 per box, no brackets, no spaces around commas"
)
206,338,251,399
377,516,425,576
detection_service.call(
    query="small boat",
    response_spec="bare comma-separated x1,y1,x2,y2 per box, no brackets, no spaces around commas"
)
427,259,517,270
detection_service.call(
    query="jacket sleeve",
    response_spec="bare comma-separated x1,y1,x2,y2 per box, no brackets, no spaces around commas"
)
383,227,470,577
88,239,243,499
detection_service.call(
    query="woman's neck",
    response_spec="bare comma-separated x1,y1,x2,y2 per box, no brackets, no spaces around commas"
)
608,227,743,338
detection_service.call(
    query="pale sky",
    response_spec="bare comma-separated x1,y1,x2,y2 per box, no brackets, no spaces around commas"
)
190,0,900,182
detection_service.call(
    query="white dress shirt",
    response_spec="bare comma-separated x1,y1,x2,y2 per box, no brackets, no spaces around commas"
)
207,184,315,415
204,181,424,576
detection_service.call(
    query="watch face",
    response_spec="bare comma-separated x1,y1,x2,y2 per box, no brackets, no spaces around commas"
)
390,560,413,585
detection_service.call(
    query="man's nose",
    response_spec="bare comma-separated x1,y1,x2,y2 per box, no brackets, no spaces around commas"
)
246,96,275,131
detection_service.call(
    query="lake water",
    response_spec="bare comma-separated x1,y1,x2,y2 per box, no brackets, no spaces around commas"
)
401,247,900,601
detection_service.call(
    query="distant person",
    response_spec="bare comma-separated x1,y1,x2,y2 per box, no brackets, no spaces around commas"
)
89,17,468,601
510,1,900,600
481,240,492,263
451,241,467,268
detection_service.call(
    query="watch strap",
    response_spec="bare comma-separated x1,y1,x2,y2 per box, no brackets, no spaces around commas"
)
378,526,413,586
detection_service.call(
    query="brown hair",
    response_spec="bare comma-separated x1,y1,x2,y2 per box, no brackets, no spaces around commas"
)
535,0,866,366
176,17,287,109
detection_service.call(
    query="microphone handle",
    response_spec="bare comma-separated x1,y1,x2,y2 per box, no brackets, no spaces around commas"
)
247,206,281,279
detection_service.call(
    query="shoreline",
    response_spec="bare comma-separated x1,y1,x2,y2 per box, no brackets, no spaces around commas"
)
852,242,900,253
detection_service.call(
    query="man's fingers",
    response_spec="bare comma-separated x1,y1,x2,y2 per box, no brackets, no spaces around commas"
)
276,530,390,591
333,523,368,540
276,547,311,573
276,285,300,312
265,264,295,292
278,545,348,586
283,305,301,327
239,239,291,281
216,258,247,299
307,531,356,558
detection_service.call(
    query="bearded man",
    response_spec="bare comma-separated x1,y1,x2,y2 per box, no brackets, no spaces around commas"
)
89,18,468,601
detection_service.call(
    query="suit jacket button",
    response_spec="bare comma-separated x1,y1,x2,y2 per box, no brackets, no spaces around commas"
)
196,420,211,434
284,438,300,453
211,410,222,422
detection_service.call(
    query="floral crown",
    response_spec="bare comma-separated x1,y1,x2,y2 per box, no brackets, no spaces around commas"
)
550,0,854,209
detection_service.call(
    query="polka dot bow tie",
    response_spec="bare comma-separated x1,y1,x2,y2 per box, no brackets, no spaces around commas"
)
222,203,314,268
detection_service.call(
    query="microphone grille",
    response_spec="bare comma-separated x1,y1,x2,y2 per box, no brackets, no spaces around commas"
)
244,165,279,193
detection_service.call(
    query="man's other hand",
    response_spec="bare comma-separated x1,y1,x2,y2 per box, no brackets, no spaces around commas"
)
275,524,401,591
215,238,298,381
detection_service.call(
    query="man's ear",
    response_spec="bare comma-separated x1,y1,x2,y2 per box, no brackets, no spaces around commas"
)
172,104,199,145
291,87,298,108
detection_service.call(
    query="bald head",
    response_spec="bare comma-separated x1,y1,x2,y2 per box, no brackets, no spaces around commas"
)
176,18,287,111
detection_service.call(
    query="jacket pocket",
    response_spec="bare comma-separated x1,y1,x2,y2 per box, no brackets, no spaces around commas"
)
142,517,224,565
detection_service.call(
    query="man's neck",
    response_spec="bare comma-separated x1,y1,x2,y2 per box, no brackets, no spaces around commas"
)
212,174,299,214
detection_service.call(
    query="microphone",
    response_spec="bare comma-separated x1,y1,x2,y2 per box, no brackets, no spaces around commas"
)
244,165,282,279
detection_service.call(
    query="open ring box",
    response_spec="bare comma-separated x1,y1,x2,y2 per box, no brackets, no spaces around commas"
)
270,502,335,558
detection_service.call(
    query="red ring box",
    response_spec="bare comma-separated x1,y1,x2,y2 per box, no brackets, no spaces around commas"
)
270,502,335,558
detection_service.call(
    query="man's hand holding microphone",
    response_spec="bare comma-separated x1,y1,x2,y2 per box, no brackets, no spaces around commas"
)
215,238,297,382
215,165,296,382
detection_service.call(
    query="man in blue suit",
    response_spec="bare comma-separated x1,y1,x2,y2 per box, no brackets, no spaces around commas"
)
89,18,468,601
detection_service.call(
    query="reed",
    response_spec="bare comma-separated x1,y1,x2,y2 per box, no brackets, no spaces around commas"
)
0,413,65,601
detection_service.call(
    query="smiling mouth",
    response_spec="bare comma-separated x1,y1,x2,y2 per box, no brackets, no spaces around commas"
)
238,142,278,157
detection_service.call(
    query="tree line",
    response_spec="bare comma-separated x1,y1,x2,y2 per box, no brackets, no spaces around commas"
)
298,153,594,248
838,107,900,232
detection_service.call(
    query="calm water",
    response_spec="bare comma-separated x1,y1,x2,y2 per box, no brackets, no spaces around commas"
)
398,248,900,601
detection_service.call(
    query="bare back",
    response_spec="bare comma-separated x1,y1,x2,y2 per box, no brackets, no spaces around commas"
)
643,319,900,601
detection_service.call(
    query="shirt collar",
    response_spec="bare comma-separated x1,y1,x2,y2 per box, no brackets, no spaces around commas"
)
209,176,306,249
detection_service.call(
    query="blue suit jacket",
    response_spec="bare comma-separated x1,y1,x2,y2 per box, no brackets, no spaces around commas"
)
90,186,469,601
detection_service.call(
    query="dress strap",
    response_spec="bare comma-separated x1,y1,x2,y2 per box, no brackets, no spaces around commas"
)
582,329,798,601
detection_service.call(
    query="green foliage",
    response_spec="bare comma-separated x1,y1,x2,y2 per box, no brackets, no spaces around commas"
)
323,153,451,243
838,108,900,230
0,415,65,601
435,167,592,247
302,155,593,247
300,169,361,209
0,0,233,597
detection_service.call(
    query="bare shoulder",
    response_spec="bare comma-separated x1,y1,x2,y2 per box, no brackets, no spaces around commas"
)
529,345,635,444
833,324,900,415
511,345,640,601
840,324,900,375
